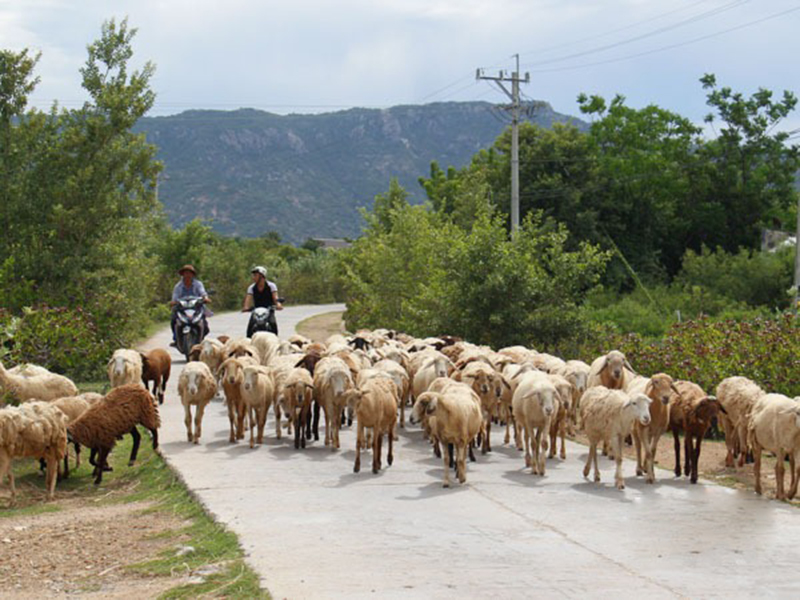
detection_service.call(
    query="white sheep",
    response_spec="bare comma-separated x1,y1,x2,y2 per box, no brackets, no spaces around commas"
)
547,373,573,460
748,393,800,500
0,360,79,404
411,352,454,400
410,381,482,488
580,387,652,490
0,401,68,503
251,331,281,366
555,359,590,431
453,361,500,454
241,365,276,448
107,349,144,389
716,376,766,467
177,361,217,444
372,359,410,428
512,372,557,476
313,356,354,449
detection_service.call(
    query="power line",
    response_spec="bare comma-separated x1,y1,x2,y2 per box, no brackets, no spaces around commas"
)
524,5,800,74
522,0,750,68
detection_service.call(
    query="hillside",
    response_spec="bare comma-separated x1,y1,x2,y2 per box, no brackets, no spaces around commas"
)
136,101,586,243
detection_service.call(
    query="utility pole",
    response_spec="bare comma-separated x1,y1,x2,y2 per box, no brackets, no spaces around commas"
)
477,54,530,234
794,195,800,313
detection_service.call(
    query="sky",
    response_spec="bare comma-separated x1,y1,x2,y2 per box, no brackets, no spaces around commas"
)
3,0,800,134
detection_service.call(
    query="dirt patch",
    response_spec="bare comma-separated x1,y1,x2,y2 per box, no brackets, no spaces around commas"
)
296,310,346,342
0,499,191,598
570,430,798,505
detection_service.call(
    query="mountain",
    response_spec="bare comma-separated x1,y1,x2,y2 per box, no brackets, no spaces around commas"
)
135,101,586,243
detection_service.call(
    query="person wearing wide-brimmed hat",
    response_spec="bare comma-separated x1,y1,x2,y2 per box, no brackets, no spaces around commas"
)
170,264,212,345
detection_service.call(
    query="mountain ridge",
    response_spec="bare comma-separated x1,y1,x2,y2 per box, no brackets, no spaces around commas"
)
136,101,587,243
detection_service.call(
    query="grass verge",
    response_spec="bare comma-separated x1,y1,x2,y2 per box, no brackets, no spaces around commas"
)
295,310,346,341
2,402,270,599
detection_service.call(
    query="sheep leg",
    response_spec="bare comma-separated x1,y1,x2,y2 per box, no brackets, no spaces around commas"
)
45,456,58,500
534,429,544,475
775,451,786,501
690,435,702,484
593,443,601,482
633,428,644,476
94,448,110,485
249,407,256,448
448,443,455,469
468,441,476,463
354,422,362,473
457,443,467,484
672,427,681,477
524,426,532,471
736,422,749,467
433,438,442,459
274,401,282,440
483,417,492,454
236,402,246,440
684,431,692,477
194,403,207,444
257,406,267,445
183,404,194,443
0,454,13,505
74,442,81,468
399,396,405,429
583,443,594,479
128,426,141,466
312,401,320,441
373,431,381,474
514,416,523,451
322,405,331,447
441,441,452,488
559,417,567,459
614,435,625,490
227,398,237,443
387,424,394,466
753,441,763,495
504,411,511,445
645,431,658,484
787,452,799,500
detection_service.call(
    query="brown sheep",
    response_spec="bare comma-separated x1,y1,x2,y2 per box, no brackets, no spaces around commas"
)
344,377,398,474
669,380,726,484
280,368,315,449
627,373,680,483
68,385,160,485
748,393,800,500
453,361,499,454
140,348,172,405
716,376,765,467
587,350,635,390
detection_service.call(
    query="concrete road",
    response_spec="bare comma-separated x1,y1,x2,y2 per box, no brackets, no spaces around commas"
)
142,305,799,599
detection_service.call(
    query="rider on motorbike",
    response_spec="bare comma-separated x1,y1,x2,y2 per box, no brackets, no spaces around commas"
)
242,266,283,336
170,264,211,346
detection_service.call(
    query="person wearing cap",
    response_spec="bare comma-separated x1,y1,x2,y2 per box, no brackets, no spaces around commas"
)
170,264,212,345
242,266,283,336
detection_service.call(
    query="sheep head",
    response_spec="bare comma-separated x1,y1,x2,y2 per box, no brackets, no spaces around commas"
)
646,373,676,405
625,393,652,426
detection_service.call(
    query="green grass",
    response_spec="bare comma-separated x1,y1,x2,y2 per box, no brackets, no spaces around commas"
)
2,429,270,599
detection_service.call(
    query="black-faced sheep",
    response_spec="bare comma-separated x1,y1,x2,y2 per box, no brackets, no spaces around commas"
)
67,384,160,485
0,401,68,503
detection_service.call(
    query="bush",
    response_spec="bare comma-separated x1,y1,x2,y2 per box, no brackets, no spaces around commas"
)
575,314,800,397
0,306,109,381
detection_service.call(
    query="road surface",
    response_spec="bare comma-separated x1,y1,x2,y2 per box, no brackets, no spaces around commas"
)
142,305,799,599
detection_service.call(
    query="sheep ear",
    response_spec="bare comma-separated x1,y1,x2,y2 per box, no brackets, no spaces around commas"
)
600,356,609,372
623,359,636,374
670,383,682,399
644,380,654,396
425,397,438,414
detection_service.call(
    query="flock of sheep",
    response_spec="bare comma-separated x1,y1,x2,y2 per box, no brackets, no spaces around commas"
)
1,326,799,504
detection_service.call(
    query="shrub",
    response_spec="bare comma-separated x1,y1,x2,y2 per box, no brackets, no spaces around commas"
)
0,306,108,380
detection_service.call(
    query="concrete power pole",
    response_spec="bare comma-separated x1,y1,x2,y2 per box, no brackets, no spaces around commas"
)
477,54,530,234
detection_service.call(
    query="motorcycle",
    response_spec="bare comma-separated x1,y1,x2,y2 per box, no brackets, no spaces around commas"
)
173,296,208,360
247,298,285,337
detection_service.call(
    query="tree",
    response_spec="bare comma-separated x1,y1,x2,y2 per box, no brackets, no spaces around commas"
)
0,18,162,343
694,74,800,252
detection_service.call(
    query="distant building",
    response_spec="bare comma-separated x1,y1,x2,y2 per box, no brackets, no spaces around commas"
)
311,238,352,249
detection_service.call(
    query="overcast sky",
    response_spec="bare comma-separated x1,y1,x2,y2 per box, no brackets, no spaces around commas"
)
3,0,799,133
